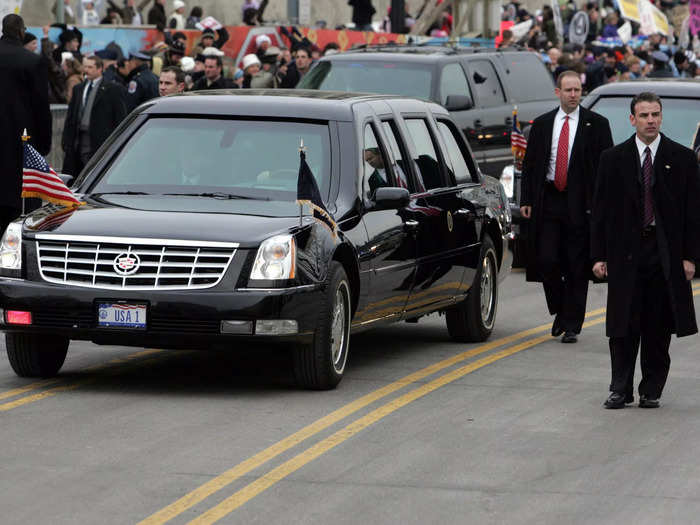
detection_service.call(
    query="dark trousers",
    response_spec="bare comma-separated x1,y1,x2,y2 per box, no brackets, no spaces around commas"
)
537,183,589,333
609,229,672,399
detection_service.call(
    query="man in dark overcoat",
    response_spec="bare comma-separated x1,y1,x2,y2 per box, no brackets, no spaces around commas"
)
520,71,613,343
62,55,127,175
592,92,700,409
0,14,52,234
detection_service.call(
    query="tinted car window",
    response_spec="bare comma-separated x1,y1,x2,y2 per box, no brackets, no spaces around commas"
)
404,119,443,191
299,60,433,100
500,54,555,102
437,120,474,184
589,96,700,147
363,124,393,199
467,59,505,108
381,120,414,192
92,118,330,201
439,63,472,106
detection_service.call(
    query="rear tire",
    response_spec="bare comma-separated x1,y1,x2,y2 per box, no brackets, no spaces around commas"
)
446,235,498,342
6,333,69,378
293,262,351,390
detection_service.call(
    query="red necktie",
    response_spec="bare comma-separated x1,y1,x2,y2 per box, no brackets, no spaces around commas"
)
554,116,569,191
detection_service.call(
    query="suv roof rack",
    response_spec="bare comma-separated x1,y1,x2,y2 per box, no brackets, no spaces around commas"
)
347,42,528,55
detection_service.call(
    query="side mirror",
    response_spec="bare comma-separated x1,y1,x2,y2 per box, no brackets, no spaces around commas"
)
445,95,474,111
57,173,74,186
372,187,410,210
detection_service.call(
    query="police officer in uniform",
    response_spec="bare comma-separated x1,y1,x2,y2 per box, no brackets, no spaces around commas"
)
124,50,158,112
95,48,124,86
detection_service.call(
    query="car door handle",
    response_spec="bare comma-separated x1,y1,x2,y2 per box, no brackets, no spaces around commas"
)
454,208,472,216
473,119,483,129
404,220,419,230
505,117,512,126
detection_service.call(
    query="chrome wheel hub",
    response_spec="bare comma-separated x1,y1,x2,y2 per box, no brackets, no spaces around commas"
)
480,255,495,326
330,282,349,372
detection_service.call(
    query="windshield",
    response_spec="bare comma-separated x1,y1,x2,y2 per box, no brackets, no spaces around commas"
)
588,96,700,147
299,60,433,100
90,118,331,201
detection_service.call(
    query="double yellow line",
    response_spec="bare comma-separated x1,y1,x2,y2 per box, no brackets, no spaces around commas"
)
142,314,616,524
143,284,700,524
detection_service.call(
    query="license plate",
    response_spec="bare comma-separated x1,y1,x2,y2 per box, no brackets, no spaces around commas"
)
98,303,147,329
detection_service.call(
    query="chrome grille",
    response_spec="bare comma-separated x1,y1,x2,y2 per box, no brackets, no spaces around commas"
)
35,234,238,290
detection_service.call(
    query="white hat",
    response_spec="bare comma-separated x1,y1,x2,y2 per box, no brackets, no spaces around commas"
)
201,46,225,57
255,34,271,47
180,56,195,72
61,51,74,64
173,0,185,10
242,53,261,71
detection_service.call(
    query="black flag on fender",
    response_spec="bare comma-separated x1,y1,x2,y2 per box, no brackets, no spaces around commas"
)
296,150,337,235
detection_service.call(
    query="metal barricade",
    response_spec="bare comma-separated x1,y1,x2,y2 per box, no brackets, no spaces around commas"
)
49,104,68,172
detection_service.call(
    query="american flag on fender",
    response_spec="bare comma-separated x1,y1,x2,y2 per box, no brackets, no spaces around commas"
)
21,141,82,208
510,107,527,171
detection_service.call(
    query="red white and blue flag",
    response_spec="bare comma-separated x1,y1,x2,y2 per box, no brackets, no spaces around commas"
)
21,141,82,208
510,107,527,170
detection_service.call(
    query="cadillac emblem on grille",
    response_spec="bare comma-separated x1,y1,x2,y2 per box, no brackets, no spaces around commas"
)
113,253,140,276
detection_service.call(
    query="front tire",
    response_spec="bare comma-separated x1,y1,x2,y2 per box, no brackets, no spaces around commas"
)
293,262,351,390
446,235,498,342
6,333,69,378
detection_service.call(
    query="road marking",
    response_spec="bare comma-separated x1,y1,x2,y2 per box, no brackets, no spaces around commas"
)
139,310,607,525
190,316,608,524
0,349,165,411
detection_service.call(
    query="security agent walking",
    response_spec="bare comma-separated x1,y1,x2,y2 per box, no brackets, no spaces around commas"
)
520,71,613,343
62,55,127,175
0,14,51,233
592,92,700,409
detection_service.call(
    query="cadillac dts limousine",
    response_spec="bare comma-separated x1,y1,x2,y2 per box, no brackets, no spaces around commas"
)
0,90,512,389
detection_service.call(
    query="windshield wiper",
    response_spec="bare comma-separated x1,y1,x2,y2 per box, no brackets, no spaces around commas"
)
91,191,151,196
163,192,265,200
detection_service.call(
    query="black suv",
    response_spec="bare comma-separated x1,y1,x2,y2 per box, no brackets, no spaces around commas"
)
298,45,558,177
0,90,512,390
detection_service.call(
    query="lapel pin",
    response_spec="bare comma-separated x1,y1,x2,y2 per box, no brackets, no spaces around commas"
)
665,165,670,169
585,122,591,126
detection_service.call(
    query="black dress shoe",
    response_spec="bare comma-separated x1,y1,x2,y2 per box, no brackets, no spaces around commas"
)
639,395,660,408
551,316,564,337
625,392,634,404
604,392,626,409
561,331,577,343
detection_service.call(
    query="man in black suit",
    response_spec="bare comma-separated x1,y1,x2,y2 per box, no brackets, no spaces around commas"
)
62,55,127,175
520,71,613,343
0,14,51,232
592,92,700,409
364,147,390,196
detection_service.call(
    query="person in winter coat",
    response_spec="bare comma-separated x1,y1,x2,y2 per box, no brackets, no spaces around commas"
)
148,0,167,27
348,0,375,31
168,0,186,30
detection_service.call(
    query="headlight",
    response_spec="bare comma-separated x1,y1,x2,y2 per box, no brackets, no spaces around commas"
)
0,221,22,270
250,234,296,281
499,165,514,199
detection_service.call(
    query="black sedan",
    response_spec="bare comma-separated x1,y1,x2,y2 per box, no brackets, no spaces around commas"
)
0,90,512,389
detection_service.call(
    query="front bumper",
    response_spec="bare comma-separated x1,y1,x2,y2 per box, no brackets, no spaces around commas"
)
0,279,323,348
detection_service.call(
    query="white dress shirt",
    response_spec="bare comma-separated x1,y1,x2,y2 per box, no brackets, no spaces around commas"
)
635,133,661,165
547,106,580,181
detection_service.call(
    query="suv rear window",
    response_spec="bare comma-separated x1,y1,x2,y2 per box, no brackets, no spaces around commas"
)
499,54,555,102
299,60,433,100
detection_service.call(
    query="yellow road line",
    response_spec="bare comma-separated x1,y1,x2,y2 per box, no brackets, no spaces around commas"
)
139,309,606,525
190,315,607,524
0,349,166,411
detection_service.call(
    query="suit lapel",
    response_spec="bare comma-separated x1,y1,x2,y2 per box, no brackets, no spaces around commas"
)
540,108,558,167
623,135,641,219
569,106,588,166
653,134,671,188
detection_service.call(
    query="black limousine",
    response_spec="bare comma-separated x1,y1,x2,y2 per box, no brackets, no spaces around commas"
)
0,90,512,389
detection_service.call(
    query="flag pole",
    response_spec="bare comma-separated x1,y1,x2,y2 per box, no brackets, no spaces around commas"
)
21,129,31,217
298,138,307,228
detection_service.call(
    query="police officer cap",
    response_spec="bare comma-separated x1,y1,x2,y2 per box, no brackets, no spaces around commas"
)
169,40,186,55
651,50,668,63
129,50,151,60
202,28,215,36
95,48,118,60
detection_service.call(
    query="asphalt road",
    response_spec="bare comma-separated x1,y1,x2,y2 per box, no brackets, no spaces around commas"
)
2,271,700,525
